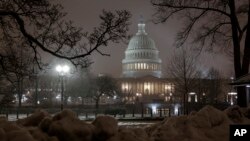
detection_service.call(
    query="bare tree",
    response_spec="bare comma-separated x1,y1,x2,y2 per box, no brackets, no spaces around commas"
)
0,0,131,70
0,79,15,108
65,68,93,105
152,0,249,106
195,71,209,105
207,67,222,104
167,48,200,114
92,75,119,109
0,43,35,110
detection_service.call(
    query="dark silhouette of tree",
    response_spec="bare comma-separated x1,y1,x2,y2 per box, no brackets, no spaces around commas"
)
207,67,222,104
152,0,249,107
0,43,34,109
65,68,93,105
167,48,200,114
92,75,119,109
0,0,131,70
195,71,209,105
0,80,15,108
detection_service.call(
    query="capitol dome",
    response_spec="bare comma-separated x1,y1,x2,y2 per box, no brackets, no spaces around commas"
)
122,21,162,78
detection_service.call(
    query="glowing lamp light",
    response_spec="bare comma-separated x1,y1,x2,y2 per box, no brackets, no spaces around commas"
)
228,92,237,95
189,92,196,95
56,65,62,72
56,65,69,74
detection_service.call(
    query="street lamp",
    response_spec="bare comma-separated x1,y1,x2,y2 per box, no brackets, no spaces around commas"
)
56,65,69,111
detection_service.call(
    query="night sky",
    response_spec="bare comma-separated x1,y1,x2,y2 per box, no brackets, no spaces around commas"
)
58,0,233,78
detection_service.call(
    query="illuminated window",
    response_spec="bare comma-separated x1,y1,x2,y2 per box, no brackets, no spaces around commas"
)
122,82,130,93
164,84,172,93
144,82,149,94
146,63,149,69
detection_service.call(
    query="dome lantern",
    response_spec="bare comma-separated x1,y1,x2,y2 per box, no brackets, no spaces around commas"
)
136,18,147,35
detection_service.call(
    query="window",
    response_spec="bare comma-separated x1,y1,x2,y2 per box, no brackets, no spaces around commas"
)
146,63,149,69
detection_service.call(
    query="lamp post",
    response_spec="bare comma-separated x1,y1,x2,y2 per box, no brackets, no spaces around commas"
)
56,65,69,111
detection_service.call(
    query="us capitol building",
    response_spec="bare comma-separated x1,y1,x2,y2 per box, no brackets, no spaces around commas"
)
118,20,178,115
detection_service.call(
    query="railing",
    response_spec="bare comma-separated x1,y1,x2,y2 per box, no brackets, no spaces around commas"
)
0,105,171,121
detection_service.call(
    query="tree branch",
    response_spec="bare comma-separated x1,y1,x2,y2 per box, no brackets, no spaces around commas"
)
152,1,231,17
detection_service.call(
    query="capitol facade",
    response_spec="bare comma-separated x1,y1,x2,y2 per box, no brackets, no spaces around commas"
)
119,20,178,115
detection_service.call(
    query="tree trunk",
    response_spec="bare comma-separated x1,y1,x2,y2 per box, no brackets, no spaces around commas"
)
228,0,248,107
17,80,22,108
95,97,100,109
183,93,187,115
237,86,247,107
242,2,250,75
229,0,242,78
81,96,84,105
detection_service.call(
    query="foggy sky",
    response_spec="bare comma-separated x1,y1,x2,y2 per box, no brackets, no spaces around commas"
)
58,0,233,78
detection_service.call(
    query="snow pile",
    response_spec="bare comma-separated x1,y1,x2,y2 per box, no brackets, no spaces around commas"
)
224,106,250,123
16,109,50,127
0,110,57,141
148,105,250,141
92,115,118,141
108,127,150,141
46,109,94,141
0,106,250,141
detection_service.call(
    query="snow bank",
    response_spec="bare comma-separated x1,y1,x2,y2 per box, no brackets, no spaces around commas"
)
52,109,77,121
0,128,6,141
16,109,50,127
27,127,55,141
0,106,250,141
107,127,150,141
148,105,249,141
47,109,94,141
224,106,250,123
92,115,118,141
0,118,35,141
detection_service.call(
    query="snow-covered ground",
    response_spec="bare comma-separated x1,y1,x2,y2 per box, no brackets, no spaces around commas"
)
0,105,250,141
